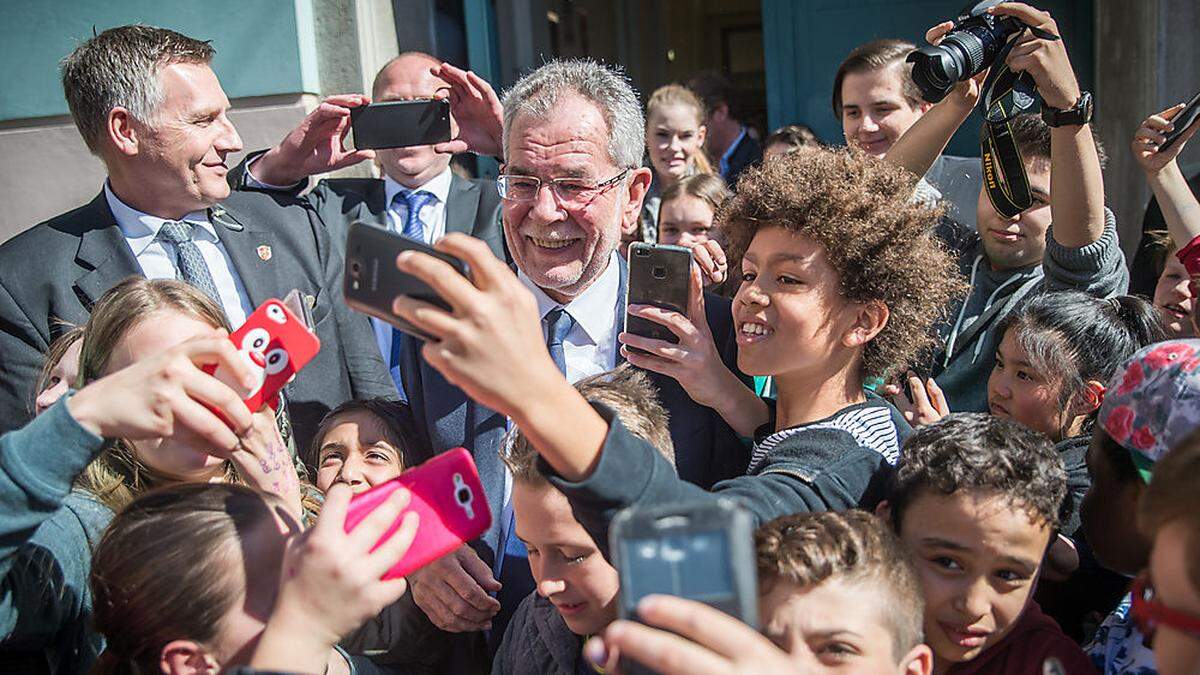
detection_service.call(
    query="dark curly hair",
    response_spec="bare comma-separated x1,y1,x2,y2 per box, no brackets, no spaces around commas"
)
888,413,1067,531
756,510,924,661
720,147,967,378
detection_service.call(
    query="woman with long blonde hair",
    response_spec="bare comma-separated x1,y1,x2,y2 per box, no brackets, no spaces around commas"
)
637,84,715,245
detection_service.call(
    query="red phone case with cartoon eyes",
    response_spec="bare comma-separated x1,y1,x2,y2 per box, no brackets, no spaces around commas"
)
206,299,321,413
344,448,492,580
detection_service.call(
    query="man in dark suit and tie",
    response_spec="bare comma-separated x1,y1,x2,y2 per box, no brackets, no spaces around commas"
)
688,71,763,188
239,58,760,673
233,52,505,398
0,25,396,449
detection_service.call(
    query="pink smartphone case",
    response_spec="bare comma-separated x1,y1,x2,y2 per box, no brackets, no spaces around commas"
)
205,299,321,413
344,448,492,580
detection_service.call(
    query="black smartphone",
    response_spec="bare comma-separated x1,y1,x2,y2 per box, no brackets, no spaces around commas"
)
610,500,758,651
343,221,469,341
1160,91,1200,153
350,99,451,150
625,243,692,355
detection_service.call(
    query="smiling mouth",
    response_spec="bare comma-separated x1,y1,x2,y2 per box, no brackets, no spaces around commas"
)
528,236,578,250
939,622,992,648
989,401,1009,417
737,321,774,344
1162,304,1190,319
989,229,1023,242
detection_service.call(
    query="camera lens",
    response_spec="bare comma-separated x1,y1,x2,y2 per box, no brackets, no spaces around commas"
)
350,260,362,276
457,487,471,504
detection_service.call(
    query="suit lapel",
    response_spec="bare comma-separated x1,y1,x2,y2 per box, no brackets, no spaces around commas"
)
74,193,142,309
212,201,285,306
354,180,390,229
445,175,481,237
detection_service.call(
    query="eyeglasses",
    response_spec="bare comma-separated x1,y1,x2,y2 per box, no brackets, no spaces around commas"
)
1130,573,1200,641
496,169,629,206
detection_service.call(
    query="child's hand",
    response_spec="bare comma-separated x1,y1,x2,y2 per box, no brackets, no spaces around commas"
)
66,331,255,451
691,240,728,287
619,264,727,409
229,408,304,522
268,484,418,651
991,3,1080,111
1133,103,1200,176
885,371,949,427
585,595,804,675
391,233,568,420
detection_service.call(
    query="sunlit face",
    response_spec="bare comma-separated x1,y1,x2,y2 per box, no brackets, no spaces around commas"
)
646,103,707,184
976,158,1052,271
897,490,1050,671
988,329,1072,441
1080,432,1150,575
657,194,716,249
760,577,930,674
1146,520,1200,675
35,338,83,416
373,55,456,188
315,409,406,494
503,93,648,302
840,64,927,158
514,481,619,636
104,311,231,481
734,227,861,380
1154,256,1196,339
125,62,243,217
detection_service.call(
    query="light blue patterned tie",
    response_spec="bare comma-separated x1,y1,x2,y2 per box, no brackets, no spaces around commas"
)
157,220,221,302
543,307,576,375
395,189,437,241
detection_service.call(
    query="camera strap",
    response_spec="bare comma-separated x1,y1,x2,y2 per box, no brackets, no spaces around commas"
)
978,26,1059,218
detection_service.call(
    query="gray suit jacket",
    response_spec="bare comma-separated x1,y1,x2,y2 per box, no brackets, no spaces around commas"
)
0,188,397,450
230,153,508,263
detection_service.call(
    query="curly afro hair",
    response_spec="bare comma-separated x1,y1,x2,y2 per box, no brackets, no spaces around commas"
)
719,148,967,378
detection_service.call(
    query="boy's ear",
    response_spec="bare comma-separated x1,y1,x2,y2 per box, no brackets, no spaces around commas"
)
874,499,891,521
901,643,934,675
842,299,889,349
1076,380,1106,414
160,640,220,675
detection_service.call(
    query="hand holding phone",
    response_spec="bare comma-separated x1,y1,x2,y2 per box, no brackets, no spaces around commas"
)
205,294,321,413
1160,91,1200,153
344,448,491,580
343,221,471,341
625,243,693,355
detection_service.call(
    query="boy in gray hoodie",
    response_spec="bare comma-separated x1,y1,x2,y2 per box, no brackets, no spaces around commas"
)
885,3,1127,414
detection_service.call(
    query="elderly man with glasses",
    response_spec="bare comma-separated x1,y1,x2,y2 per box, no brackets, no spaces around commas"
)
249,58,754,673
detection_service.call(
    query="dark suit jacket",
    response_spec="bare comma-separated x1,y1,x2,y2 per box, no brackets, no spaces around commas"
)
723,130,762,189
0,189,397,450
230,153,508,264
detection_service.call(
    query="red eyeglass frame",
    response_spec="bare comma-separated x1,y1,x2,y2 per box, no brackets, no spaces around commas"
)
1130,574,1200,640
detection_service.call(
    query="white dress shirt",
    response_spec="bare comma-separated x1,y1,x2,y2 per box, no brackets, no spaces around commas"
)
104,182,253,327
372,169,456,367
517,250,623,384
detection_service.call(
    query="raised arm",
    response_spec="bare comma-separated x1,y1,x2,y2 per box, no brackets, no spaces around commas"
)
993,3,1105,248
1133,103,1200,249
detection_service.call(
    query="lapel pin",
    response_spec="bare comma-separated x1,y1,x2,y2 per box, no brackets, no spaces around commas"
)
257,245,272,261
211,204,245,231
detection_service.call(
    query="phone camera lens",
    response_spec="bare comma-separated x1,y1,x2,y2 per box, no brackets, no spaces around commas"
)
350,260,362,276
456,487,471,504
635,247,650,257
652,266,667,280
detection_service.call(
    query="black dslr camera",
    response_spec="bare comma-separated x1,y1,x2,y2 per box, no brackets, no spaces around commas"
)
907,0,1026,103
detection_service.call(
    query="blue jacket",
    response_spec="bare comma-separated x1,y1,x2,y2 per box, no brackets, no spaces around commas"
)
0,397,112,674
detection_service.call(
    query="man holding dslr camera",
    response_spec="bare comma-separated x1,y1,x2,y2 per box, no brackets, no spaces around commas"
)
885,1,1127,416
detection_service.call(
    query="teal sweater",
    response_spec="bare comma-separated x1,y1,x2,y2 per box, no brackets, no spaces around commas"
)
0,397,112,673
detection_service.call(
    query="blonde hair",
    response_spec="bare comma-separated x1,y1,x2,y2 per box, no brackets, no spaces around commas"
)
74,278,242,511
34,324,85,410
646,84,714,176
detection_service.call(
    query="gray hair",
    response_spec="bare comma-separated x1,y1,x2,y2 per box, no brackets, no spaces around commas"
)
501,59,645,170
60,25,214,154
